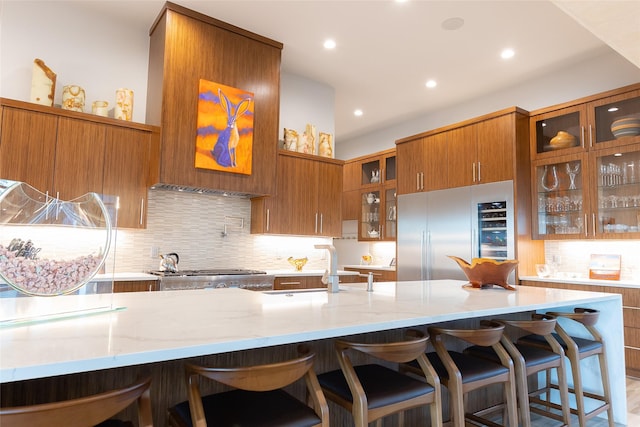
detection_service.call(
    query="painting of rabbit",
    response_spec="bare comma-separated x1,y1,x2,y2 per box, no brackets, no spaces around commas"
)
195,79,254,175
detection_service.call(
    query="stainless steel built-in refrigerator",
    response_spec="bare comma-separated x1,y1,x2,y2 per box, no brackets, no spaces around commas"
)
397,180,515,283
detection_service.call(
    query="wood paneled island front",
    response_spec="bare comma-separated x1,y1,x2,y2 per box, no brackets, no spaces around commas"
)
0,280,626,425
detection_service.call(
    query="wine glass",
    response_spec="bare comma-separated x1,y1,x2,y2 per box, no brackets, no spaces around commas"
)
566,162,580,190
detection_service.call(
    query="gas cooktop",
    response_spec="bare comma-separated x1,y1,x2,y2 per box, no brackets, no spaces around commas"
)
148,269,268,277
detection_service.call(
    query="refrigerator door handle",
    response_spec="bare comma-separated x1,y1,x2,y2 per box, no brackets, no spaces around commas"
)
426,230,432,280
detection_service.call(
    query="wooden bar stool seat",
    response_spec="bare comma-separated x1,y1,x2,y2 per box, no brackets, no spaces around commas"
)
0,376,153,427
403,321,518,427
517,308,614,427
317,329,442,427
167,346,328,427
464,315,571,427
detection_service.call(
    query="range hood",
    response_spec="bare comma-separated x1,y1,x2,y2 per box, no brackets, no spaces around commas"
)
150,183,258,199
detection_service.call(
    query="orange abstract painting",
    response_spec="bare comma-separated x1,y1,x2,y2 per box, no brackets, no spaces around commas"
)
195,79,254,175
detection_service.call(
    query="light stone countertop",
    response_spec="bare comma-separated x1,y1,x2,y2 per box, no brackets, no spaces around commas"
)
520,275,640,289
92,272,159,282
342,264,396,271
266,269,359,277
0,280,622,386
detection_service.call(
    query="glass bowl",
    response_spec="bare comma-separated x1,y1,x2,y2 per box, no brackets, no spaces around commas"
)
0,180,112,296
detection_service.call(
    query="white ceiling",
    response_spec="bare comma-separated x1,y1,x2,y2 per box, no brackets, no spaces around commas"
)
75,0,639,142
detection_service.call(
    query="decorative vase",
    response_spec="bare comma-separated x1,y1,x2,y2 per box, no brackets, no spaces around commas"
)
288,257,308,271
92,100,109,117
29,58,56,106
61,85,85,112
541,165,559,192
115,88,134,121
0,180,112,296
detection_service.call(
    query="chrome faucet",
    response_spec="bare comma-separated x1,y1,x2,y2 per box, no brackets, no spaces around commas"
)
315,244,339,293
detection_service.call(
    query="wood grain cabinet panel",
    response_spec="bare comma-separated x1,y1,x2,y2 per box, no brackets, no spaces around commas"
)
146,3,282,196
251,151,342,237
0,98,160,229
274,276,325,290
343,267,396,282
0,105,57,192
112,280,158,293
54,117,106,200
103,126,160,229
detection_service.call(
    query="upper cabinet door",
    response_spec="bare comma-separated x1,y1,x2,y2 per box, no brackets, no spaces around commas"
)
396,138,426,194
530,105,587,161
447,125,476,188
0,106,57,193
54,117,106,200
588,89,640,151
476,115,515,184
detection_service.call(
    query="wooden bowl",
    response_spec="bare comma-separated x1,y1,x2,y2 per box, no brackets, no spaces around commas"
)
448,256,518,290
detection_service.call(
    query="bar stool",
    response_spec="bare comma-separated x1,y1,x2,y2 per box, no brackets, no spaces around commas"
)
316,329,442,427
403,321,518,427
517,308,614,427
167,346,328,427
0,376,153,427
464,315,571,427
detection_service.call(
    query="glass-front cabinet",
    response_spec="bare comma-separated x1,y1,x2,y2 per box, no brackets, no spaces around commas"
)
359,187,396,241
591,145,640,237
533,155,589,239
360,152,396,186
532,145,640,239
531,86,640,160
589,90,640,150
531,106,586,160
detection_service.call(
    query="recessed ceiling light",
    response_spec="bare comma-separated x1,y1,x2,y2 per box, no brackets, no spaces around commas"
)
425,80,437,88
441,17,464,31
608,107,619,112
323,39,336,49
354,109,363,117
501,48,515,59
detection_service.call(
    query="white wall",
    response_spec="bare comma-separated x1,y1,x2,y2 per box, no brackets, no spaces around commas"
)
336,49,640,159
279,72,335,144
0,1,151,123
0,2,335,136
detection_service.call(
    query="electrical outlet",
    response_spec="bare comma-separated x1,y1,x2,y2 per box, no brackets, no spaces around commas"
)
150,246,160,258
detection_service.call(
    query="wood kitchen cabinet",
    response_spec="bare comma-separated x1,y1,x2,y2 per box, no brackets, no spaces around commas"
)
103,126,160,228
343,267,397,282
273,276,325,290
251,151,343,237
112,280,158,293
342,149,397,240
530,84,640,240
520,279,640,377
54,117,107,200
396,107,529,194
530,83,640,161
0,98,160,229
0,104,58,192
448,114,521,188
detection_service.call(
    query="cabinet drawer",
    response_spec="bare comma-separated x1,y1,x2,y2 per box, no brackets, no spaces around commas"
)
274,276,324,290
113,280,158,292
624,347,640,377
624,307,640,328
624,326,640,348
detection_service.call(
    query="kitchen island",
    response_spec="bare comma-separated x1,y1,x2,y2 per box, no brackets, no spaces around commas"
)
0,280,625,425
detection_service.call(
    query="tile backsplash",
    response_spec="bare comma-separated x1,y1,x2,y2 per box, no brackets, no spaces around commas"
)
544,240,640,281
105,190,333,273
